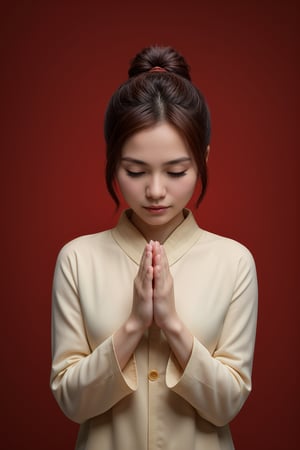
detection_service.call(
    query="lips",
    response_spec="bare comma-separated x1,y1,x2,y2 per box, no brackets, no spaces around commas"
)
144,205,169,209
143,206,170,213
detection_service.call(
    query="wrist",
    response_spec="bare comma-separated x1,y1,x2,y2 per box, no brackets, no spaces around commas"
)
126,314,149,336
160,314,182,336
161,316,193,369
113,316,147,370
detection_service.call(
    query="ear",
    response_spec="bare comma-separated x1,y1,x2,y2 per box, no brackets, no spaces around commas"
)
205,145,210,162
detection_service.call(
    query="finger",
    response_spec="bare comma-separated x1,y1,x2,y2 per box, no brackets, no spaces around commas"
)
159,245,169,272
152,241,161,265
153,263,161,280
138,244,153,279
140,243,151,267
145,265,154,281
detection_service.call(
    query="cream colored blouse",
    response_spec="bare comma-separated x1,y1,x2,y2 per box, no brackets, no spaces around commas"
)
50,210,258,450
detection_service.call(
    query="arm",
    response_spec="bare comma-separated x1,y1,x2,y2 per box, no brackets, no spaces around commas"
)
165,248,258,426
50,242,154,424
50,246,137,424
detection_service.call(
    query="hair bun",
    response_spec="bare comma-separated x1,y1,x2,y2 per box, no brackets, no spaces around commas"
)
128,45,191,80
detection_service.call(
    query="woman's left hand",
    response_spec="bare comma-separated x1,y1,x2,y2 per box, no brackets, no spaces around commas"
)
151,241,194,369
152,241,178,330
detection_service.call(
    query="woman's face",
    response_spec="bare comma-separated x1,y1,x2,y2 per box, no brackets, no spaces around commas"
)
116,122,198,236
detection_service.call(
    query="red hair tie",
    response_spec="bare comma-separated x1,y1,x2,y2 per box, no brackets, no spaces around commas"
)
149,66,167,73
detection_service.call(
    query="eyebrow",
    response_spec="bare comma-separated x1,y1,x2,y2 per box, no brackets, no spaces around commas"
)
120,157,192,166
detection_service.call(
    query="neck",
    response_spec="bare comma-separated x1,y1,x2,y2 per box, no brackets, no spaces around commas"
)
129,210,186,243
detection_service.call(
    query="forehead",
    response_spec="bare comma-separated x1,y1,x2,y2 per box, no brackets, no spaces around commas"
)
121,123,192,162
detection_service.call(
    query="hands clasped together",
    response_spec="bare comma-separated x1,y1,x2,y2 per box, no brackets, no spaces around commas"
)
114,241,193,370
132,240,177,332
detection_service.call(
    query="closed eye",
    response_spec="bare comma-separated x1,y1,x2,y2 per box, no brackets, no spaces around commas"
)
126,170,145,177
168,171,187,177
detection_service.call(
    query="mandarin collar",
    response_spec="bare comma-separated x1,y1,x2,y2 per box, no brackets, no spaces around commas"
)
110,209,203,266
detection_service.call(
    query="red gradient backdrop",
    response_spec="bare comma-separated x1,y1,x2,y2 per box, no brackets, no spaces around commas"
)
1,2,299,449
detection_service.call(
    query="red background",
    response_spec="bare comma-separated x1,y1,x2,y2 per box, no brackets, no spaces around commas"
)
1,1,299,449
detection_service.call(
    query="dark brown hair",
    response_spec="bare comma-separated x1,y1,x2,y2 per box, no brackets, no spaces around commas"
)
104,45,211,207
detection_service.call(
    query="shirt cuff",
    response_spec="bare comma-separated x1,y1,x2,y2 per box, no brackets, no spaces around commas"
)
112,335,138,391
165,336,196,388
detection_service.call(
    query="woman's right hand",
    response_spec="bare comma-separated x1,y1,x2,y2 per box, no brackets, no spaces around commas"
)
131,242,154,330
113,243,153,370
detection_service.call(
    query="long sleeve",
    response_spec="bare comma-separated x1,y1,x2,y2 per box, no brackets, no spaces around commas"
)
50,243,138,424
166,245,258,427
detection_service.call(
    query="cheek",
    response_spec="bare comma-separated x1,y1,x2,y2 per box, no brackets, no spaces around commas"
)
116,175,140,201
174,176,197,197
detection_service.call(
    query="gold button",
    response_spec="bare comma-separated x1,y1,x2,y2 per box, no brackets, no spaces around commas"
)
148,369,159,381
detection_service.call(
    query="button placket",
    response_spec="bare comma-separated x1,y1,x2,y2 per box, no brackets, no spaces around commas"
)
148,324,167,449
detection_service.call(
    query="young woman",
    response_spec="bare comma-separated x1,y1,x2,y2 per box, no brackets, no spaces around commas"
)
50,46,258,450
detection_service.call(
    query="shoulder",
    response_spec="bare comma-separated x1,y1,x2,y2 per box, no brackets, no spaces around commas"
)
198,229,256,269
56,229,113,263
196,231,258,297
203,230,253,252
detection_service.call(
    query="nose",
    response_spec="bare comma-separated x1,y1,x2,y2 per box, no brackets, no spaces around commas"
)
145,174,166,200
